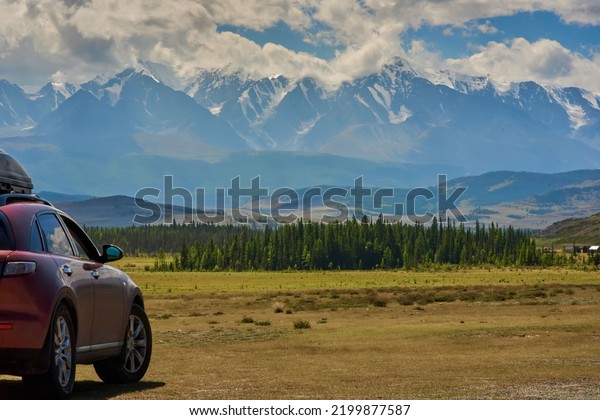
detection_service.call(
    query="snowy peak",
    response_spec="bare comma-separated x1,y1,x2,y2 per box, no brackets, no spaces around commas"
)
185,69,248,106
0,80,30,127
30,82,78,115
237,76,291,125
417,66,600,135
433,70,495,95
186,70,292,120
135,59,183,90
36,82,78,101
544,86,600,131
382,57,418,78
0,79,77,129
81,66,176,106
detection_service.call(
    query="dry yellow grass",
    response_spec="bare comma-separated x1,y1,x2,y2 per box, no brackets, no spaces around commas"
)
2,261,599,400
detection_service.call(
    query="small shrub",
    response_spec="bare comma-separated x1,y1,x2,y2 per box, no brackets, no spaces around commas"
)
520,290,547,299
272,301,286,313
370,294,388,307
398,296,414,306
240,316,254,324
254,320,271,326
416,296,434,305
285,309,293,314
294,320,311,329
433,292,455,303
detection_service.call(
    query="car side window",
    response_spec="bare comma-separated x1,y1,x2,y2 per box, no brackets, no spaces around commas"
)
29,220,44,252
59,215,100,262
0,214,12,250
37,213,74,257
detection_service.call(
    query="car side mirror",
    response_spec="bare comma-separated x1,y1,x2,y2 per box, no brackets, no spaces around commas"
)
101,244,124,263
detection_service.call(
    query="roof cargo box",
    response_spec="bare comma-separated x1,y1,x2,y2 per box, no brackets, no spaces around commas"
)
0,149,33,194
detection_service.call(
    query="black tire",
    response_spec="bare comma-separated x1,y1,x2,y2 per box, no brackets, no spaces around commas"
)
94,304,152,384
23,304,76,399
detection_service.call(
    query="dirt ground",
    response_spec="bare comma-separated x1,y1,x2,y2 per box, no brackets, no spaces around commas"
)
2,270,600,400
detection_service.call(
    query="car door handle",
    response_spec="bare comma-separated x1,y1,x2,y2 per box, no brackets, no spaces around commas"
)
63,266,73,276
91,270,100,279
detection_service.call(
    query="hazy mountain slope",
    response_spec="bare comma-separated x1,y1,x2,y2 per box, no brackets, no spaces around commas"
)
45,169,600,228
447,170,600,206
535,212,600,244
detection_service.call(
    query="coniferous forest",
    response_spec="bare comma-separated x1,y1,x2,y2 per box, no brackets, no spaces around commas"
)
85,216,594,271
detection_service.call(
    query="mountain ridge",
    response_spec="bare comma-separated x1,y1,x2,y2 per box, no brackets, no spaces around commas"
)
1,57,599,201
41,169,600,228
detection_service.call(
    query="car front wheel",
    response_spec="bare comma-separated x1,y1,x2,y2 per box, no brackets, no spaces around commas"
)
94,304,152,384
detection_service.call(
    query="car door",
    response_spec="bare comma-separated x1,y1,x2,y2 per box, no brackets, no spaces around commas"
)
59,215,125,347
36,212,95,348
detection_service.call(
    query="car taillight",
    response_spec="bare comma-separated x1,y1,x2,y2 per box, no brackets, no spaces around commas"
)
3,261,36,276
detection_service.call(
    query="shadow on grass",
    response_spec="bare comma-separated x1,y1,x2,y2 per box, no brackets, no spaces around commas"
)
0,378,165,400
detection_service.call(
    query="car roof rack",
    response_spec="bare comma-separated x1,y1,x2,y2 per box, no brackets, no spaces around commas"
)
0,193,52,207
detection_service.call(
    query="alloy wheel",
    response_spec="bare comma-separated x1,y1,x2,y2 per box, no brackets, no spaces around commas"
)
124,314,147,373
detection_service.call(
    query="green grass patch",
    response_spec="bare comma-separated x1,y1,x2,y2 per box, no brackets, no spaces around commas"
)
293,320,311,329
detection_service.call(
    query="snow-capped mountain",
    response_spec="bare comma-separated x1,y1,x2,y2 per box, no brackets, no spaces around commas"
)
1,57,600,197
180,58,600,172
432,68,600,147
41,68,247,156
0,80,76,132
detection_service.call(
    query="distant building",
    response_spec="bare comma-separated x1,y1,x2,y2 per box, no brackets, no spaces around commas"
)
590,245,599,253
564,245,591,254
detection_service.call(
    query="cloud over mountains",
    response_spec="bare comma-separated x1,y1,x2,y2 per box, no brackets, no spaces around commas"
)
2,1,600,93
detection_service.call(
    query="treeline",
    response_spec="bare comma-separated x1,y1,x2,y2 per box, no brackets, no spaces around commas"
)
85,223,257,255
86,216,587,271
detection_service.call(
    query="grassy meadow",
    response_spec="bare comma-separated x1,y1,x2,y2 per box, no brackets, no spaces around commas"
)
2,258,600,399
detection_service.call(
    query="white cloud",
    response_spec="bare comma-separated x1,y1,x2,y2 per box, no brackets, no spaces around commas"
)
406,40,444,75
546,0,600,25
203,0,312,31
0,0,599,93
445,38,600,94
476,21,498,35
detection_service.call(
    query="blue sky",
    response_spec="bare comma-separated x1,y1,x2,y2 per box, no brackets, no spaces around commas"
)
1,1,600,93
404,11,600,60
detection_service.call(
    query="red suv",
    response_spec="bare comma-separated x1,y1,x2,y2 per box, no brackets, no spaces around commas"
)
0,152,152,398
